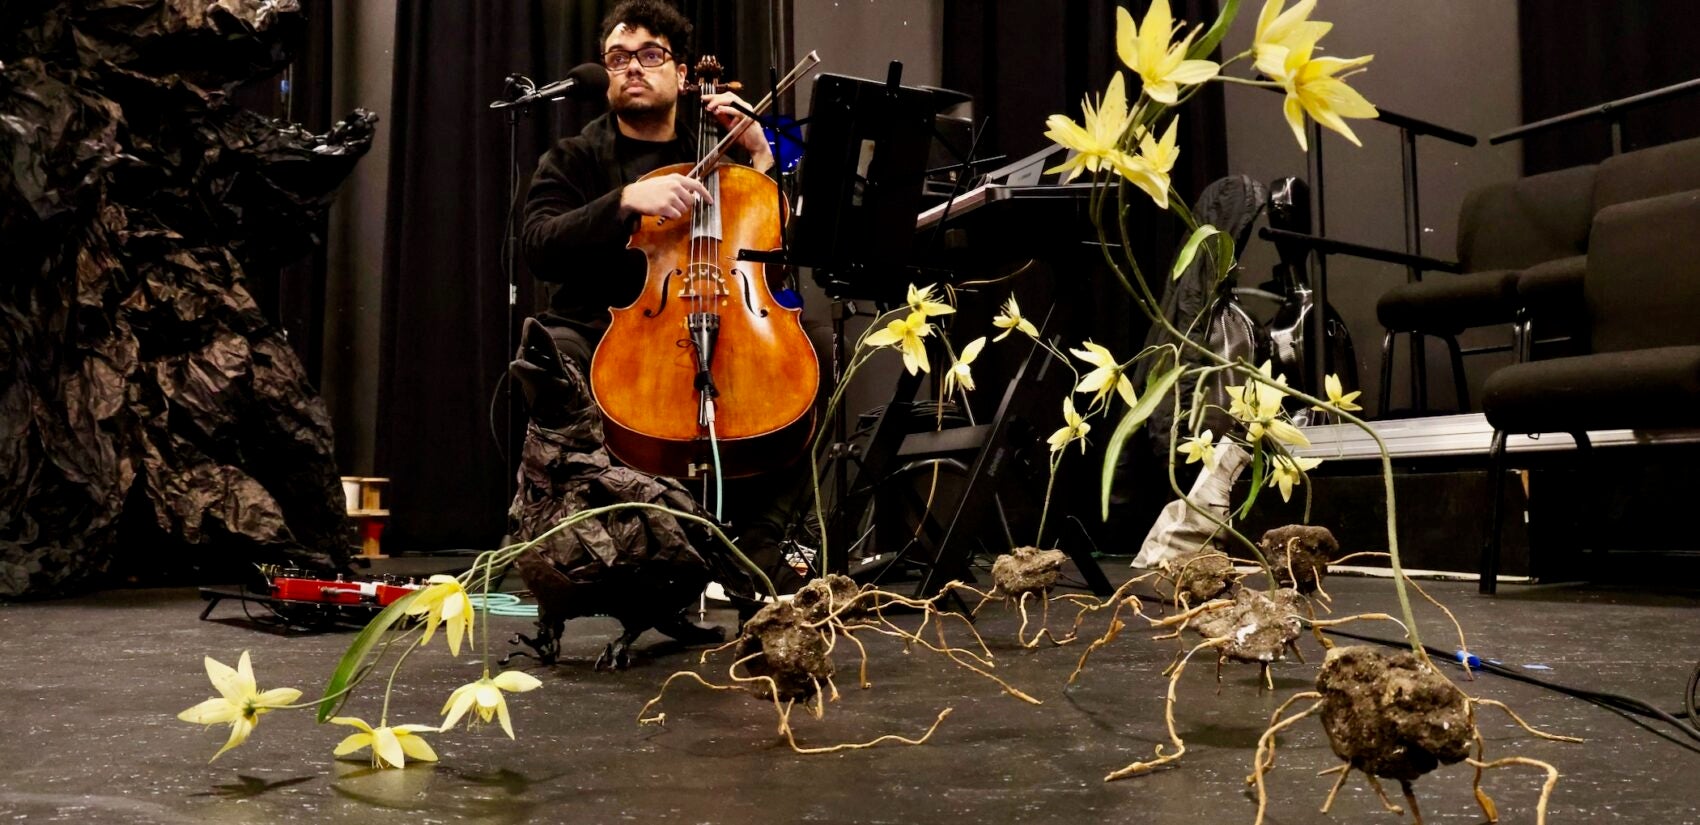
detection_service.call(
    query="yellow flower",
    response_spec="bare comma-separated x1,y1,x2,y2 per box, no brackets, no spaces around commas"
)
865,310,934,375
439,671,544,739
405,575,475,657
906,283,956,317
1225,361,1288,421
944,336,986,397
1313,373,1363,412
177,651,301,762
1266,30,1377,150
1048,396,1091,453
331,716,439,769
1116,0,1221,105
1045,71,1139,183
992,295,1039,341
1253,0,1332,78
1177,430,1217,470
1114,117,1181,209
1070,340,1137,410
1228,362,1308,447
1270,454,1323,502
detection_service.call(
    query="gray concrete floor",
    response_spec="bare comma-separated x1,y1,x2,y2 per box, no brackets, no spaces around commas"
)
2,567,1698,824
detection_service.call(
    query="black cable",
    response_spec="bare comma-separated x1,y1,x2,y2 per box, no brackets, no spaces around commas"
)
1321,627,1700,745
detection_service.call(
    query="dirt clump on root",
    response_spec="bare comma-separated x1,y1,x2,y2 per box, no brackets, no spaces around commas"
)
1193,587,1303,663
1316,645,1473,782
793,573,866,623
991,546,1068,595
733,601,834,702
1259,525,1338,595
1159,547,1238,605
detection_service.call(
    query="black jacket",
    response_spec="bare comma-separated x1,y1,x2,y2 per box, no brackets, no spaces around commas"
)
523,113,689,344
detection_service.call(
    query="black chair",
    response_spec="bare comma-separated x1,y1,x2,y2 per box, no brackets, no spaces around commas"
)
1478,188,1700,593
1514,136,1700,360
1375,163,1597,413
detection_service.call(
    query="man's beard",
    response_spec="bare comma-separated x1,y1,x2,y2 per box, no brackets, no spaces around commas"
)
612,88,674,126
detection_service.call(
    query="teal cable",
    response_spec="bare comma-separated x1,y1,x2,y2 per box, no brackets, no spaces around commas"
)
469,592,538,618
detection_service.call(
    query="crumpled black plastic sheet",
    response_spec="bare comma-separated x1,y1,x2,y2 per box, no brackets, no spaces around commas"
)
0,0,369,597
507,321,760,636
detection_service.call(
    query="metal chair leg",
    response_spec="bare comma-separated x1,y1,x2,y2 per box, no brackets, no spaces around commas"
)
1444,334,1469,412
1513,310,1533,363
1379,330,1397,417
1480,430,1509,595
1412,333,1429,413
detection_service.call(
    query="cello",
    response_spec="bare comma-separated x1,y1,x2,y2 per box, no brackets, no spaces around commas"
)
590,53,821,479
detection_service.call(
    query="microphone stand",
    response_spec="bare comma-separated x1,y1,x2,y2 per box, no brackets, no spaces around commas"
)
491,75,538,504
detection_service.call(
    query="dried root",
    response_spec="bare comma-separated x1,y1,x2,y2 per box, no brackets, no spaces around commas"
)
1245,645,1579,825
1104,635,1232,781
953,547,1088,647
636,575,1040,752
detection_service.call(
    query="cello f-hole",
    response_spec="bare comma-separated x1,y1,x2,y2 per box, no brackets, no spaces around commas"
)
643,269,682,318
735,270,769,317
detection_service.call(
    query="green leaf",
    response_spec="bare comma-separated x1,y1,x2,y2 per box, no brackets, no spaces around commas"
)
1213,231,1238,283
1190,0,1242,60
1238,443,1266,520
1171,224,1221,281
317,591,421,722
1101,364,1185,520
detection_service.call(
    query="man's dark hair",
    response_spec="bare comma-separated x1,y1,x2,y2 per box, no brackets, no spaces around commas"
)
598,0,693,67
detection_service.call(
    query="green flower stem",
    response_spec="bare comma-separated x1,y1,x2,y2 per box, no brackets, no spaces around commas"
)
1167,366,1276,589
1093,174,1426,659
810,348,878,572
1214,75,1283,88
1036,449,1064,547
378,630,424,726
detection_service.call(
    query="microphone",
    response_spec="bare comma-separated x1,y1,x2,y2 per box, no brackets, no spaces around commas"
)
490,63,608,109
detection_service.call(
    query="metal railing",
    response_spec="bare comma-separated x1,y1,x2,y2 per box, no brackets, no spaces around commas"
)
1489,76,1700,153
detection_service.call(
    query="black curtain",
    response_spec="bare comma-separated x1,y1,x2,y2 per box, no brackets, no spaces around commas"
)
377,0,549,552
377,1,781,553
1518,0,1700,174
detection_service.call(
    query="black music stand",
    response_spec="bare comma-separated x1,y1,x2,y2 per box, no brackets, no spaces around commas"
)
791,68,937,302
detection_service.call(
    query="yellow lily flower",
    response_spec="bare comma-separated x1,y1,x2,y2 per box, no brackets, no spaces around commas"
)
865,310,933,375
992,295,1039,341
944,336,986,397
1070,340,1137,410
1253,0,1332,78
439,670,544,739
1048,396,1091,453
405,574,475,657
178,651,301,761
1114,117,1181,209
1267,31,1377,150
331,716,439,769
1270,454,1324,502
1313,373,1363,412
1116,0,1221,105
906,283,956,317
1248,417,1311,447
1177,430,1217,470
1045,71,1139,183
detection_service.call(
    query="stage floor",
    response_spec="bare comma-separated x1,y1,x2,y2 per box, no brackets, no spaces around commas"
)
3,567,1698,824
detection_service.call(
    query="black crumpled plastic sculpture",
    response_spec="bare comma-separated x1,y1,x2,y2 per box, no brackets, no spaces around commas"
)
1,0,372,597
505,318,761,670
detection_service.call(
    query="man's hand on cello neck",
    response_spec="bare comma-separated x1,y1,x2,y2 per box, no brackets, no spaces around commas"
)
701,90,775,174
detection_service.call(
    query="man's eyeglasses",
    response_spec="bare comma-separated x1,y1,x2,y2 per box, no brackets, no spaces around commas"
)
602,47,673,71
